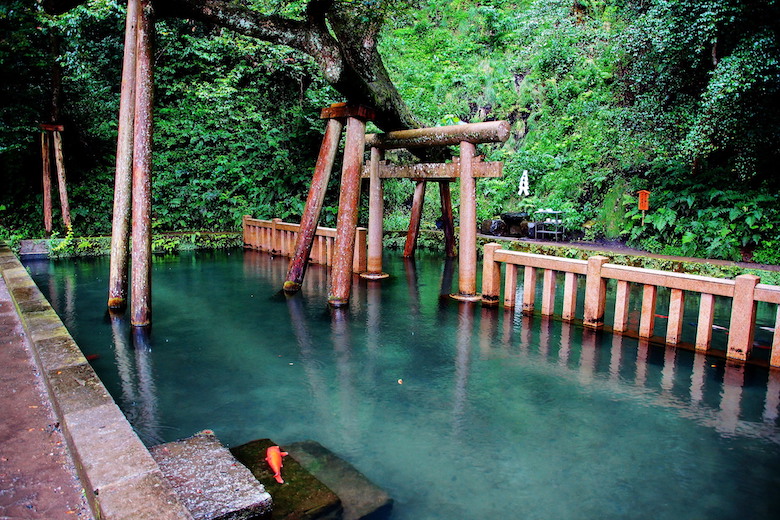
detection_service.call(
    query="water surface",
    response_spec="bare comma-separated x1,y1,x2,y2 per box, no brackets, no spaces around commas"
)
26,250,780,520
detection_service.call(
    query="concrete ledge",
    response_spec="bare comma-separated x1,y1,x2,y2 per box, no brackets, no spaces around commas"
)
0,245,194,520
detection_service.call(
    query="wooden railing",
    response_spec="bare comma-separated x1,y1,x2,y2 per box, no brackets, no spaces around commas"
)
481,243,780,367
243,216,367,273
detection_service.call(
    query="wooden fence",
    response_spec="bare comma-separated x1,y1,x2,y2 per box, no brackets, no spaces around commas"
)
481,243,780,367
243,216,367,273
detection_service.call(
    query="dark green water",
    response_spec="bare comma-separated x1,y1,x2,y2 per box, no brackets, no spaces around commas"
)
26,249,780,520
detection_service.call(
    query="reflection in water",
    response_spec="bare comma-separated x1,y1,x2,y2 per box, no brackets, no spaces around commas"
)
27,251,780,520
108,312,161,445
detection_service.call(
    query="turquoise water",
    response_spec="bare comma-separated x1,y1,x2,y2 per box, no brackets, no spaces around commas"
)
26,250,780,520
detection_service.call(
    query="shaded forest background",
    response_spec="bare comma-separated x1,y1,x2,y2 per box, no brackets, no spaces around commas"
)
1,0,778,262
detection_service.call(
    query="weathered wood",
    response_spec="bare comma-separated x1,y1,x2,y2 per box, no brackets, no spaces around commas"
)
41,132,52,235
284,117,344,292
727,274,760,361
320,102,375,121
771,305,780,367
51,131,71,228
602,264,735,297
480,243,501,306
541,269,556,316
438,181,456,257
130,0,154,327
666,288,686,345
452,140,479,300
108,0,139,310
362,146,388,279
696,293,716,351
613,280,631,332
522,266,536,315
328,116,367,307
365,120,510,149
361,159,502,179
639,284,657,338
583,256,609,328
503,263,517,308
39,123,64,132
403,180,426,258
562,271,577,321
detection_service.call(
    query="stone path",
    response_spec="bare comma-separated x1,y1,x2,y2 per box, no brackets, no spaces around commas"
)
0,276,92,520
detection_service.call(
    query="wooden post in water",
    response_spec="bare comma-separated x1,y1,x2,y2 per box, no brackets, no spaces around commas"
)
438,181,456,257
404,180,426,258
108,0,139,310
328,107,373,307
284,115,344,292
727,274,760,361
51,130,71,229
40,131,52,235
130,0,154,327
361,146,389,279
451,141,480,301
583,255,609,328
481,242,501,306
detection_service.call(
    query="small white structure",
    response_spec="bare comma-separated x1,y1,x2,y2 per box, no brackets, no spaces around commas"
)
518,169,530,197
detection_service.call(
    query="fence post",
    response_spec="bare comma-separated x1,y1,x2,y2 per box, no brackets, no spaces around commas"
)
481,243,502,306
639,284,657,337
727,274,760,362
696,293,716,351
353,227,368,273
562,272,577,321
271,218,282,255
242,215,250,248
583,255,609,328
522,266,536,314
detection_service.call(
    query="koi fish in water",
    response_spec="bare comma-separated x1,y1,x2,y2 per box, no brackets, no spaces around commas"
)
265,446,288,484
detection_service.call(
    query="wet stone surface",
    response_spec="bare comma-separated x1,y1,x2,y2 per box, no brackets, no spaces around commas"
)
231,439,342,520
150,433,272,520
286,441,393,520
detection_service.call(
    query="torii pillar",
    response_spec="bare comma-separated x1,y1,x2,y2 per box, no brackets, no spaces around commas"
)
283,103,375,307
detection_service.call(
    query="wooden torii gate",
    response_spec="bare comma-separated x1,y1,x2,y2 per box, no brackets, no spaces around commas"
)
283,108,509,305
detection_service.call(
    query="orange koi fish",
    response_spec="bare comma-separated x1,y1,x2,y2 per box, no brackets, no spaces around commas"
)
265,445,288,484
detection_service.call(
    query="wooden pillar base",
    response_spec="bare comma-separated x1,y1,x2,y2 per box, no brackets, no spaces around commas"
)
360,272,390,280
450,292,482,303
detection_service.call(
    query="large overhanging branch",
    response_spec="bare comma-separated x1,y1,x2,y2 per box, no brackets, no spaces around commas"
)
43,0,421,130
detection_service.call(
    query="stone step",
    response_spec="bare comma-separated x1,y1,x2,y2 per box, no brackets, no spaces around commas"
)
285,441,393,520
231,439,343,520
149,432,272,520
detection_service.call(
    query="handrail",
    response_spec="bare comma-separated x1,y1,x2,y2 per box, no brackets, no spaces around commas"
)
242,216,367,274
481,243,780,368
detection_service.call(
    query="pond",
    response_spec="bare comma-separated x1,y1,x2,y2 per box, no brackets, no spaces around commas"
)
25,249,780,520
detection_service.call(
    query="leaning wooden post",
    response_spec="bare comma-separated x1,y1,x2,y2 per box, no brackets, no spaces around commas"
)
451,142,480,301
583,255,609,328
51,130,71,229
361,146,389,279
108,0,139,310
481,242,501,306
328,109,372,307
727,274,760,362
284,113,344,292
40,130,53,235
130,0,154,328
438,181,456,257
404,180,426,258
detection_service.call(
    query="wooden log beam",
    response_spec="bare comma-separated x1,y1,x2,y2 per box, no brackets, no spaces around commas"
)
130,0,154,328
108,0,139,310
41,132,52,235
361,159,502,179
404,180,426,258
51,131,71,229
361,146,389,279
328,115,367,307
365,120,510,149
284,117,344,292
